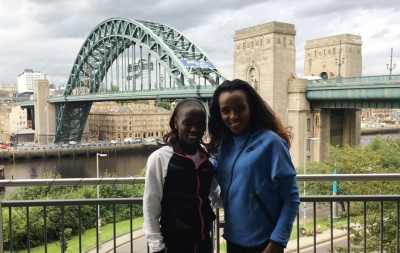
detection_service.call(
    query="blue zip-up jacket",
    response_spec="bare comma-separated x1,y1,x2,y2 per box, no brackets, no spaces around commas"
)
213,129,300,247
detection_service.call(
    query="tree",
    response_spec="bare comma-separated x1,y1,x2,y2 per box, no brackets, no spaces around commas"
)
3,171,146,251
299,136,400,252
111,84,119,92
155,101,171,111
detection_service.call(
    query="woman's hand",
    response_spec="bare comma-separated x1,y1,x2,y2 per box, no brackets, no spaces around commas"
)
262,241,284,253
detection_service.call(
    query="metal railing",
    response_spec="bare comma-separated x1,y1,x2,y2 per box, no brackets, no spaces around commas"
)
0,198,143,253
306,74,400,87
1,174,400,253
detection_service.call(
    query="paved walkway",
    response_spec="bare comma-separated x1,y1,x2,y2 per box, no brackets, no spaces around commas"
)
87,226,348,253
285,228,347,252
215,227,347,253
86,229,146,253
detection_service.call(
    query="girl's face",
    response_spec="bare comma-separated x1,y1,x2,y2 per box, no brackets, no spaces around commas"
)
175,105,206,153
218,90,250,135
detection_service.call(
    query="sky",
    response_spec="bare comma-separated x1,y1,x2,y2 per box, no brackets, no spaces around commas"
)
1,0,400,85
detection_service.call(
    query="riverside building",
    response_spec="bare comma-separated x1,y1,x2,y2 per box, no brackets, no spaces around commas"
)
17,69,51,95
0,102,29,143
89,102,171,142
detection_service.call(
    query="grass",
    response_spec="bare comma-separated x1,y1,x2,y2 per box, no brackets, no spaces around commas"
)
27,217,144,253
290,216,348,239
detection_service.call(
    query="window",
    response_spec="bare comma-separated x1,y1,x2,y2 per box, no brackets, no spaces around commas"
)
306,139,316,151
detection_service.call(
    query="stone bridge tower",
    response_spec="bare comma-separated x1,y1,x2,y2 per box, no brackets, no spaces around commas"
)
304,33,362,79
34,79,56,145
304,34,363,160
233,21,296,126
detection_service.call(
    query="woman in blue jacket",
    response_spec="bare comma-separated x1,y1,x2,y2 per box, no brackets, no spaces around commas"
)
207,79,300,253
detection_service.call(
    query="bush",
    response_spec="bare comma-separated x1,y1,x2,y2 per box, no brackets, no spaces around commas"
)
2,170,145,250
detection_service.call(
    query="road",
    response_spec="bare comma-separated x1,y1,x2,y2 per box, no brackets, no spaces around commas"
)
300,235,348,253
114,235,147,253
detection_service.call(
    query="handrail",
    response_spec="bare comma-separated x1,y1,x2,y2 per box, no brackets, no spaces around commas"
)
296,173,400,181
303,195,400,201
0,198,143,207
2,175,400,253
0,177,145,187
1,174,400,188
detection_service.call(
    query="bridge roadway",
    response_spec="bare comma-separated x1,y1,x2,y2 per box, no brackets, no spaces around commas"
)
306,74,400,109
49,85,218,103
16,74,400,107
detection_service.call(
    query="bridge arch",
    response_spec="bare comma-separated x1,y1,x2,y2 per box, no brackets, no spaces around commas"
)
54,18,225,143
66,18,224,94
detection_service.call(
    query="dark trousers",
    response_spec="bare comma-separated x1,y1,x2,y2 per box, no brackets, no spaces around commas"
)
163,232,212,253
227,240,283,253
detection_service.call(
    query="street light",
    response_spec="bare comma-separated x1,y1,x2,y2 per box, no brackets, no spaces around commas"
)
302,137,319,233
335,40,345,83
96,153,107,250
332,162,340,221
386,47,396,78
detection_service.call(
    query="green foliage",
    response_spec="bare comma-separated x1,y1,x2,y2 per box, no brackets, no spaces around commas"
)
7,172,74,200
2,171,145,251
110,84,119,92
155,101,171,111
137,167,147,177
99,171,144,224
299,136,400,252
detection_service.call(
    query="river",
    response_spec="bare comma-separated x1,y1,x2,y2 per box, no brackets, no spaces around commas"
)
0,148,157,180
1,133,398,181
359,132,399,147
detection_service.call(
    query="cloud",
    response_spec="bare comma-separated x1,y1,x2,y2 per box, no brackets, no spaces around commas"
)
1,0,400,84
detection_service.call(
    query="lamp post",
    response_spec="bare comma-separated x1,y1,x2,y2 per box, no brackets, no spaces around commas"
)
302,137,319,232
96,153,107,251
159,74,164,90
332,162,340,221
335,40,345,83
386,47,396,78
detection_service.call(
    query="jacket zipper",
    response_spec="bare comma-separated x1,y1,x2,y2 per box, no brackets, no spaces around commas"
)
253,191,274,225
177,152,208,241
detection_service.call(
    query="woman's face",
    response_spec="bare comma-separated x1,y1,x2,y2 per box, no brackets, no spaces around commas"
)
218,90,250,135
175,105,206,153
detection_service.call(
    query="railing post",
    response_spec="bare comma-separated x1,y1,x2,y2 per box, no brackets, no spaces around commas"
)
0,201,3,253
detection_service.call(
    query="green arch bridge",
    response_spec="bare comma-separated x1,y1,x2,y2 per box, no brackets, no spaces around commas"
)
51,18,226,143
